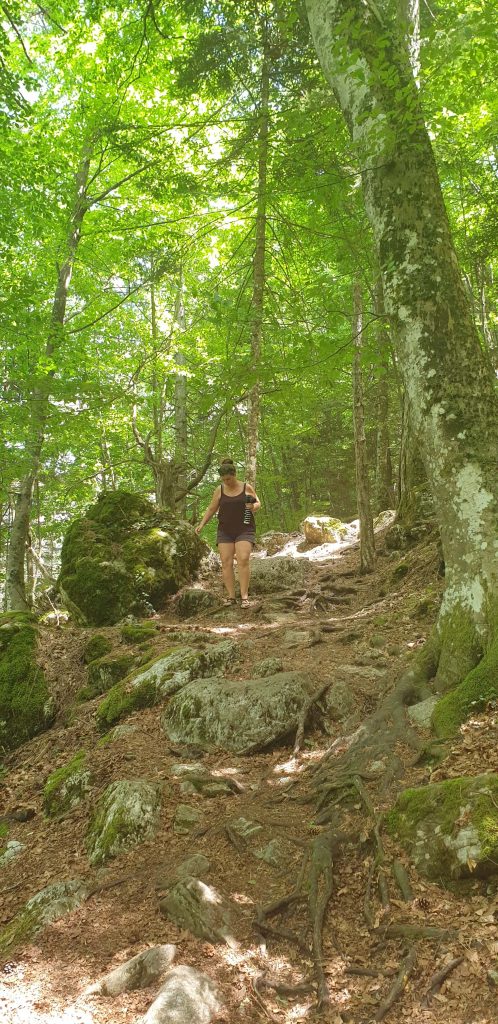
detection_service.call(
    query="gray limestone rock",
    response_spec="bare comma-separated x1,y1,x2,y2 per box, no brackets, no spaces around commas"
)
87,945,177,996
253,656,284,676
142,965,222,1024
159,876,234,944
407,695,439,729
87,780,162,865
173,804,202,835
0,840,25,867
162,671,316,754
249,557,305,594
323,680,355,721
0,879,89,953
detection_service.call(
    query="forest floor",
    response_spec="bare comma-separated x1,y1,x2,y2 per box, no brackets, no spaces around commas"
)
1,527,497,1024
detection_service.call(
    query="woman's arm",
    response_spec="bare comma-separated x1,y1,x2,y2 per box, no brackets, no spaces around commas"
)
195,487,221,534
245,483,261,513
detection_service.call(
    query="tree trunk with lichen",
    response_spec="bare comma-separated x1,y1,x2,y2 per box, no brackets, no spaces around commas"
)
352,280,375,573
306,0,498,707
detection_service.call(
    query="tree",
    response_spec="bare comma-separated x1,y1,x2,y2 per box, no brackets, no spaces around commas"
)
306,0,498,698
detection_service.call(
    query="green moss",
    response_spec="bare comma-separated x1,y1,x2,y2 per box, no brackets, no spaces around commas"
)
433,634,498,737
82,634,113,664
43,750,91,817
95,676,158,730
0,618,54,750
86,780,161,864
120,624,158,644
78,652,137,702
435,604,484,694
392,560,409,580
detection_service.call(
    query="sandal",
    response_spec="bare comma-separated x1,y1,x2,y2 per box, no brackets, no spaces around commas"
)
240,598,250,608
223,597,237,606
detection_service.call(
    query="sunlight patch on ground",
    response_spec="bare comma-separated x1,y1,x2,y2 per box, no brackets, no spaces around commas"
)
0,977,95,1024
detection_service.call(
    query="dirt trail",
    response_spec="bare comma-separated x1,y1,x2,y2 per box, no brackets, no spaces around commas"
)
1,534,497,1024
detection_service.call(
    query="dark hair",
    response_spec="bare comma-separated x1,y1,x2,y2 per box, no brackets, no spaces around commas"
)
218,458,236,475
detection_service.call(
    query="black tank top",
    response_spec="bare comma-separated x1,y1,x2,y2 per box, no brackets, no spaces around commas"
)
217,482,255,536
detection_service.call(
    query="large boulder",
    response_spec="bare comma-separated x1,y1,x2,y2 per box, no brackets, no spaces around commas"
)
87,779,162,865
162,670,316,753
249,557,305,594
59,491,205,626
159,876,234,944
43,751,92,817
0,612,55,750
96,640,237,731
301,515,349,545
389,773,498,881
0,879,89,954
143,965,222,1024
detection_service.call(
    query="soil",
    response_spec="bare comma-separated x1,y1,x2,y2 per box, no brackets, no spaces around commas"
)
1,528,497,1024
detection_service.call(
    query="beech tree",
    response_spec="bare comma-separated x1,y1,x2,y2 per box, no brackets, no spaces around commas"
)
306,0,498,701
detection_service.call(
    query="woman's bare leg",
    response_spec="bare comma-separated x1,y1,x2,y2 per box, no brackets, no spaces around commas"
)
235,540,252,600
218,542,236,598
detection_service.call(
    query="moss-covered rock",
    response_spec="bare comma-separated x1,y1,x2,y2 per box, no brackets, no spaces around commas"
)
87,779,162,865
79,652,138,702
95,640,237,731
301,516,349,545
249,558,306,594
120,623,158,644
162,670,316,753
0,613,55,750
82,634,113,664
388,773,498,881
59,490,205,626
43,751,92,817
173,589,223,618
432,637,498,737
0,879,89,954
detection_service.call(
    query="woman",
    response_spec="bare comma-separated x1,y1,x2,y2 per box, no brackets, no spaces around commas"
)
195,458,261,607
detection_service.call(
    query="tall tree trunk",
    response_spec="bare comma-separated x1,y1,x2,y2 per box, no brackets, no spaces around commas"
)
245,24,270,488
307,0,498,692
174,268,188,515
374,278,394,511
352,280,375,573
5,140,92,610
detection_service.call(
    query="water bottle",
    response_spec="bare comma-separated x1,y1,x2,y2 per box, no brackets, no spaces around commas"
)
243,494,257,525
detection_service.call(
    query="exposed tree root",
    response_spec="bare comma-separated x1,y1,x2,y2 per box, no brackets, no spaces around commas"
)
374,944,418,1021
420,956,464,1007
293,680,334,754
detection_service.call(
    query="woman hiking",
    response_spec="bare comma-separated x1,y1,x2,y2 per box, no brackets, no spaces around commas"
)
195,458,261,607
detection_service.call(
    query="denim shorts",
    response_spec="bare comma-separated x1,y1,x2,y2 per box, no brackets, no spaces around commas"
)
217,529,256,546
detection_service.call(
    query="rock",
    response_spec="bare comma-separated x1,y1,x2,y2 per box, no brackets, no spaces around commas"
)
0,840,25,867
253,656,284,676
59,490,205,626
338,664,385,680
162,671,316,754
156,854,211,892
173,804,202,835
173,589,224,618
105,724,138,743
43,751,92,817
226,816,263,843
142,965,222,1024
282,629,316,649
0,879,89,953
96,640,237,731
373,510,396,531
323,681,355,721
249,557,305,594
87,780,162,865
79,652,138,701
120,623,158,644
301,516,349,545
407,696,439,729
159,876,234,944
87,944,176,996
0,611,56,751
254,837,296,869
259,532,291,555
488,967,498,986
172,763,234,798
389,773,498,881
83,634,113,663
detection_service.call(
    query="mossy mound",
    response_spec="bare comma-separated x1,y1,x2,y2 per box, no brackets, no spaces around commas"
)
87,780,162,865
120,623,158,644
43,751,92,817
59,490,205,626
79,652,138,702
95,640,237,731
388,773,498,881
0,879,89,954
432,638,498,737
0,612,55,750
82,634,113,663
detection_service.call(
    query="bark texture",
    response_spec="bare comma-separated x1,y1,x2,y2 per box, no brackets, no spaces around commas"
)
352,280,375,573
306,0,498,690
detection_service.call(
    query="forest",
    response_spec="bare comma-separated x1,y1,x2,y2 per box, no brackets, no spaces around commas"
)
0,1,497,1023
